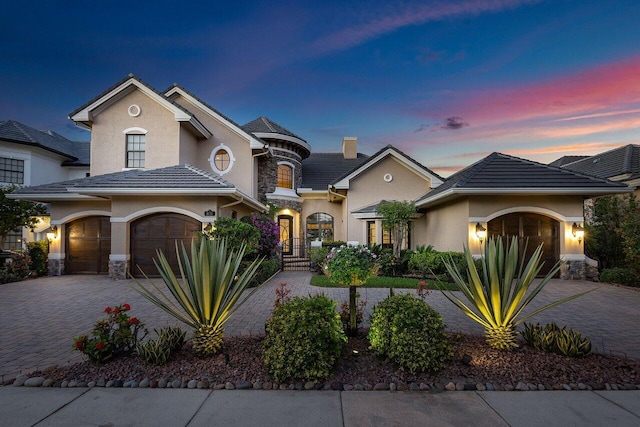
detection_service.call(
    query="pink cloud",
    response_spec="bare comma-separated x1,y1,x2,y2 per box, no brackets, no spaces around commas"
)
433,55,640,124
311,0,542,55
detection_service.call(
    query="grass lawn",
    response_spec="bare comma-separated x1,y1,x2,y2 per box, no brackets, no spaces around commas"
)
310,274,458,290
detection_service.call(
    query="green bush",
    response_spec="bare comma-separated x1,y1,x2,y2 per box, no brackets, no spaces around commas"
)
263,295,346,382
27,241,48,276
368,294,451,373
409,246,437,278
0,251,32,284
521,322,591,357
600,268,639,287
136,326,186,365
309,246,330,273
206,217,260,257
246,258,279,287
377,249,410,277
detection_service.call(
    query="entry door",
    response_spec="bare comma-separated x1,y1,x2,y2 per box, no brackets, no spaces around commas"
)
278,215,293,255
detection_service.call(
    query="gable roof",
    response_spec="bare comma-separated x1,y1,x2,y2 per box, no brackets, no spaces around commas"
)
164,85,266,150
69,74,212,139
0,119,78,160
10,164,266,210
548,155,590,168
556,144,640,181
242,116,311,157
331,145,444,190
416,152,631,208
300,152,370,191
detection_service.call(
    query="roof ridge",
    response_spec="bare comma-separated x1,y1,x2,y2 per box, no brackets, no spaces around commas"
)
9,120,38,143
184,164,226,185
259,117,277,133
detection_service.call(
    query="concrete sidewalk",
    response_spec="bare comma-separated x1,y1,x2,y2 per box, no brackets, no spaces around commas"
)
1,387,639,426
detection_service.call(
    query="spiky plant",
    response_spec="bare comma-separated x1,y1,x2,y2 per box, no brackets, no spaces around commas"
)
133,237,263,357
440,237,595,350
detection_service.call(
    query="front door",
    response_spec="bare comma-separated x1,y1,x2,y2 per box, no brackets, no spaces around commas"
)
278,215,293,255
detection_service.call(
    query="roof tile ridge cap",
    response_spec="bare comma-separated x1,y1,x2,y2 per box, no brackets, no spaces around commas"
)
623,144,634,173
184,164,225,183
260,116,277,133
11,120,38,143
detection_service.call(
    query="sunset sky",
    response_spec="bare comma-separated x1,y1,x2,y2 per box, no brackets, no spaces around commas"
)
1,0,639,176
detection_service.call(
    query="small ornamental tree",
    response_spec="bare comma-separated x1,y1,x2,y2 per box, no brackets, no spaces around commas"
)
325,244,378,336
0,186,47,249
378,200,416,257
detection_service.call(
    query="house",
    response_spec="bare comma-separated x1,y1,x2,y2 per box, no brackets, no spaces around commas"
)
550,144,640,196
9,74,631,280
1,120,89,250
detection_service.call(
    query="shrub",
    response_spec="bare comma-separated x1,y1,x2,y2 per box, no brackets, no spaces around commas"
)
73,304,147,364
309,246,330,273
27,241,48,276
409,246,438,278
205,217,260,257
368,294,451,373
136,326,186,365
249,214,280,257
521,322,591,357
263,295,346,382
600,268,639,287
0,251,32,284
246,258,279,287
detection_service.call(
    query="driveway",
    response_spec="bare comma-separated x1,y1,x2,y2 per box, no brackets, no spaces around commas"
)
1,272,638,381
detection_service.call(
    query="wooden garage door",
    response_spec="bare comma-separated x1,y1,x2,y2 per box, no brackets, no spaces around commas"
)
66,216,111,274
131,213,201,278
488,213,559,277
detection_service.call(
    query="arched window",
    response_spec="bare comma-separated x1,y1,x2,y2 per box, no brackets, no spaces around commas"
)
306,212,334,241
277,163,293,189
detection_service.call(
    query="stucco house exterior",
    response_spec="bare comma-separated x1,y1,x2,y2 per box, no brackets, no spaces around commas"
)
1,120,89,250
9,74,631,280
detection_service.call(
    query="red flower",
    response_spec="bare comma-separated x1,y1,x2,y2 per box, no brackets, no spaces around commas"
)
104,306,112,314
95,342,105,349
74,341,84,349
129,317,139,325
122,303,131,311
113,307,120,314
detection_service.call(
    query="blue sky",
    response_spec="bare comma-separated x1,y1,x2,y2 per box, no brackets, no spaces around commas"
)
1,0,639,175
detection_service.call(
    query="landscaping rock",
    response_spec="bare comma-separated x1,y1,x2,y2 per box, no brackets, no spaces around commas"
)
225,382,235,390
304,381,315,390
515,382,528,391
485,383,495,391
87,381,96,388
253,381,263,390
262,382,272,390
420,383,430,391
294,382,304,391
187,380,197,389
364,383,373,391
455,382,465,391
354,383,364,391
24,377,45,387
157,378,167,388
214,383,226,390
578,382,587,390
503,384,514,391
476,383,486,391
330,381,343,391
61,380,69,388
374,383,390,391
114,380,124,388
410,383,420,391
343,384,354,391
445,382,456,391
43,379,55,387
562,384,572,391
106,380,114,388
78,381,88,388
236,380,252,390
139,378,150,388
315,383,324,390
171,379,181,389
463,383,476,391
390,383,397,391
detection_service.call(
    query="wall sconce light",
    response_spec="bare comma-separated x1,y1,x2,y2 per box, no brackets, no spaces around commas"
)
204,223,214,234
46,225,58,242
572,223,585,244
475,223,487,244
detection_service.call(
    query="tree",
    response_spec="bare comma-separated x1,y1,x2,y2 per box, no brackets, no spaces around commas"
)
620,194,640,273
585,195,632,270
0,186,47,250
378,200,416,257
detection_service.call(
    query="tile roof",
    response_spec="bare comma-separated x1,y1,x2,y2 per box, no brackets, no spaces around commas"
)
242,117,307,143
0,119,78,160
557,144,640,180
351,200,389,214
548,155,590,167
300,152,370,190
416,152,630,207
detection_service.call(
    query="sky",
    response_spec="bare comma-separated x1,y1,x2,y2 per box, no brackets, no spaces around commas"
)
1,0,639,176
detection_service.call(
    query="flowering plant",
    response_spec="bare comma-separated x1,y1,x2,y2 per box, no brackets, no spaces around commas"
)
251,213,280,257
273,282,292,311
73,303,147,363
415,280,431,301
325,244,378,287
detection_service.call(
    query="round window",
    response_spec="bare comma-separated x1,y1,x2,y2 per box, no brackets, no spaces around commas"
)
209,145,234,175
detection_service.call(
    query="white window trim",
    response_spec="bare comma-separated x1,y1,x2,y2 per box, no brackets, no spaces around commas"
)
122,127,148,134
277,161,295,190
209,144,235,176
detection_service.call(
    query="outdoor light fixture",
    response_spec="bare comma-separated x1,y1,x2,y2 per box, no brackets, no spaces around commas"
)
46,226,58,242
572,223,585,244
475,223,487,244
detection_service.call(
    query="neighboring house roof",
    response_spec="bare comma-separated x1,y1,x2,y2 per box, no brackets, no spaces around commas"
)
548,155,590,168
299,152,370,191
10,164,266,210
164,85,266,150
62,141,91,166
0,119,78,161
331,145,444,190
242,116,311,158
555,144,640,181
416,152,631,208
69,74,212,140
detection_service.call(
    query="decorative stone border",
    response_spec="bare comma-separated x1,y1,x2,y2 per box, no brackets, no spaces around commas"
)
5,374,640,392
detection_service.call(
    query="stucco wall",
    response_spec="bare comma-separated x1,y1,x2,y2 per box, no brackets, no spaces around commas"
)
89,89,181,176
0,143,87,185
300,196,344,241
423,199,470,252
345,156,432,242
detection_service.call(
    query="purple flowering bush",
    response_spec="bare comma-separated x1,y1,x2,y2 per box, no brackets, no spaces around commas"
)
250,214,280,257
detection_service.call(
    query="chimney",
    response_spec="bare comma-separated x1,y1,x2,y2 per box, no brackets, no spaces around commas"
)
342,137,357,159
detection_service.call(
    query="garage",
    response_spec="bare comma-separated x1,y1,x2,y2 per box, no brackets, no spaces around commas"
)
130,213,201,277
65,216,111,274
487,213,559,276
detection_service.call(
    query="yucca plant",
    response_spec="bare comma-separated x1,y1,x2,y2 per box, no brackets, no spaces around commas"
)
440,237,595,350
132,237,263,357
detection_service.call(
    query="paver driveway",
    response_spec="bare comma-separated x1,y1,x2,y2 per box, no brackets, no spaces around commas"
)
1,272,638,381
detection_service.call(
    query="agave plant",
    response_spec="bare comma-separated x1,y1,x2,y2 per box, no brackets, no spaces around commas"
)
441,237,595,350
133,237,263,357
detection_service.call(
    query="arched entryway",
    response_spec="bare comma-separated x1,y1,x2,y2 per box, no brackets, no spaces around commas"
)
487,212,559,276
130,213,201,277
278,215,293,255
65,216,111,274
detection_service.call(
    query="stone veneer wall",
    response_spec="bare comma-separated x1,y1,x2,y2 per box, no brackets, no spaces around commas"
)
560,260,586,280
257,147,303,203
47,258,64,276
109,260,128,280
